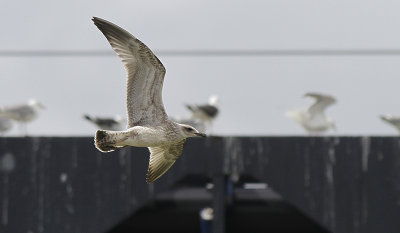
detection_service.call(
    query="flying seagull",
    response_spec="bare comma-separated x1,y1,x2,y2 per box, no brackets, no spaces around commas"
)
186,95,219,132
0,99,45,135
84,114,124,131
380,115,400,132
92,17,206,183
286,92,336,134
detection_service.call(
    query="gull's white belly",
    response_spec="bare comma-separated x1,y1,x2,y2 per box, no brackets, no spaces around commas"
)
121,126,173,147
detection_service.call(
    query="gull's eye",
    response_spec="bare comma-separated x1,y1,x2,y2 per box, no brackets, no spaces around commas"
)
186,127,193,132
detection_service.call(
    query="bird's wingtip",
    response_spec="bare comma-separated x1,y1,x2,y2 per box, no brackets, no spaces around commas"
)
91,16,107,25
145,177,153,184
145,171,156,184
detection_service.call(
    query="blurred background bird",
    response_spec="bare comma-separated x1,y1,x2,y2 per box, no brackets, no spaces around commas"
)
186,95,219,133
0,99,45,135
286,92,337,134
83,114,125,131
0,116,13,136
380,115,400,133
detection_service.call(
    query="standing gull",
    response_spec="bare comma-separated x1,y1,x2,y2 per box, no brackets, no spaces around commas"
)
286,92,336,134
84,114,124,131
380,115,400,133
186,95,219,132
0,99,45,135
92,17,206,183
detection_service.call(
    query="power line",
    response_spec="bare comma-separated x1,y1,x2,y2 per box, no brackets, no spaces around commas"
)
2,49,400,57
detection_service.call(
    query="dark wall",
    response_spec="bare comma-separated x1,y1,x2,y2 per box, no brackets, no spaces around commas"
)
208,137,400,233
0,136,400,233
0,137,179,233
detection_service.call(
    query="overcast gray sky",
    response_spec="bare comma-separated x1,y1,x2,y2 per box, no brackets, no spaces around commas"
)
1,0,400,136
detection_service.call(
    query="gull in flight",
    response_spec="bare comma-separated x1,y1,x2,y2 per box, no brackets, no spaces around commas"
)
92,17,206,183
84,114,125,131
186,95,219,132
0,99,45,135
380,115,400,133
286,92,336,134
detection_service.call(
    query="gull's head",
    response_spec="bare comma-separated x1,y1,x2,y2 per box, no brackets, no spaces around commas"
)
178,123,206,138
28,99,45,110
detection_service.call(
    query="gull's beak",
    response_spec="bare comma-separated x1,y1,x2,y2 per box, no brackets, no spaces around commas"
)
195,132,207,137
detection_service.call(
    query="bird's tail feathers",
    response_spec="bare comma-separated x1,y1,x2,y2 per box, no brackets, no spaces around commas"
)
94,130,127,152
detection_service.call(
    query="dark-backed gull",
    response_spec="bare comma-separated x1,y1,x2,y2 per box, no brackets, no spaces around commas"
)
186,95,219,132
92,17,206,183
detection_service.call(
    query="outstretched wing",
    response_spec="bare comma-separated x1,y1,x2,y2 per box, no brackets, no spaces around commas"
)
92,17,168,127
147,140,186,183
305,92,336,116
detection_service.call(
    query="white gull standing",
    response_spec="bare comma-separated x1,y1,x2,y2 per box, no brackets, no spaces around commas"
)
380,115,400,133
286,92,336,134
186,95,219,132
92,17,206,183
84,114,125,131
0,99,45,135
